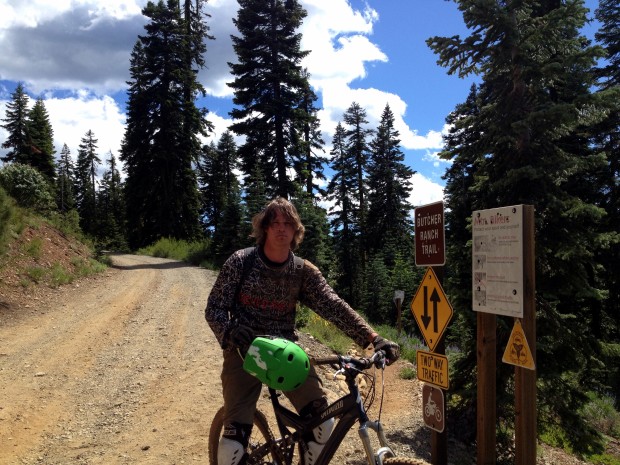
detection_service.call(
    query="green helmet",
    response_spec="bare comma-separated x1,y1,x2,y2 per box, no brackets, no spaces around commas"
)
243,337,310,391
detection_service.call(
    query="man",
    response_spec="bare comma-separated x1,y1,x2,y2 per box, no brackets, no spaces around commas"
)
205,197,400,465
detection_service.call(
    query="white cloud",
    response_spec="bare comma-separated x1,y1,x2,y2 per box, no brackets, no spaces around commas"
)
47,93,126,173
1,92,125,173
410,172,444,207
0,0,448,181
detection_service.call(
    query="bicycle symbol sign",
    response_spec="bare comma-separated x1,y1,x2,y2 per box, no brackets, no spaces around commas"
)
422,384,445,433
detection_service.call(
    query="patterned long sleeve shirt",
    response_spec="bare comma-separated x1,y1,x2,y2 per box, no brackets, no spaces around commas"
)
205,247,376,351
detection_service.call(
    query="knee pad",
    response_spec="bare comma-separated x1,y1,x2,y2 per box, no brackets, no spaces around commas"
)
218,422,253,465
218,437,245,465
303,418,335,465
312,417,334,444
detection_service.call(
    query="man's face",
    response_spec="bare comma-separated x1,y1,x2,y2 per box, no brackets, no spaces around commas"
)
265,211,295,249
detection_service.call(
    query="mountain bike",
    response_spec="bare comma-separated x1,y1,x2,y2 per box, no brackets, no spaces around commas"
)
208,350,424,465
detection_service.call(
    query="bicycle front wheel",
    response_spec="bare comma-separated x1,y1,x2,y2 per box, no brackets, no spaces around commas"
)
208,406,278,465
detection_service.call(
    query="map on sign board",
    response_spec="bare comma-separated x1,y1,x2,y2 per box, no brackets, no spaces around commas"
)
471,205,524,318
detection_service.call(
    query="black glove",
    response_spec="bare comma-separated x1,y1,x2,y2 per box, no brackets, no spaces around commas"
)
372,336,400,365
227,324,256,352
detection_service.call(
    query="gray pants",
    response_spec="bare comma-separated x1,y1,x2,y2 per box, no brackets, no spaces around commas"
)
221,349,325,425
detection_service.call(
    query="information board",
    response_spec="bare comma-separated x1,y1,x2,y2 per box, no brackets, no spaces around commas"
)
472,205,524,317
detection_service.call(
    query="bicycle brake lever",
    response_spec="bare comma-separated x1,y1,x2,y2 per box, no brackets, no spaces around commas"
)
333,368,345,379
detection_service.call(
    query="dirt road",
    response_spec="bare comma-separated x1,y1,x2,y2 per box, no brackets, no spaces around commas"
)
1,254,223,465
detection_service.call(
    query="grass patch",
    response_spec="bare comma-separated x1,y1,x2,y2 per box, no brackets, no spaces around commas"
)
23,237,44,259
50,263,73,287
26,266,46,283
72,257,107,277
399,365,416,380
297,307,359,355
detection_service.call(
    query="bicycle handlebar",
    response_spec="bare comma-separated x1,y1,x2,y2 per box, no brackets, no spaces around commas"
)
311,350,387,371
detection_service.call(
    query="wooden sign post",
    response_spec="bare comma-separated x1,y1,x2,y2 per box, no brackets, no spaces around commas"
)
472,205,536,465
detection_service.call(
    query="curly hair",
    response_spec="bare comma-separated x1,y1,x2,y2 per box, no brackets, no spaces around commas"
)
251,197,305,250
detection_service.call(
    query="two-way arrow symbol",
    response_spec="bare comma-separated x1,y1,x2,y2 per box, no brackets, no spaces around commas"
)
421,286,440,333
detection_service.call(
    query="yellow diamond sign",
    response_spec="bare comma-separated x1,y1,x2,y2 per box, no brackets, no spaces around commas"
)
411,267,453,352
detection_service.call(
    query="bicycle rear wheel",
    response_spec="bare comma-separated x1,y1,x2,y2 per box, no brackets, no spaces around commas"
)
208,406,279,465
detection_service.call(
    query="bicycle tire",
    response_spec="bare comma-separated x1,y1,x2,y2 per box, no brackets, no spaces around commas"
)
384,457,430,465
208,406,278,465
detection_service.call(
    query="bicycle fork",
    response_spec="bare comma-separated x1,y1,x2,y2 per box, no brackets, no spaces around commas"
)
358,420,395,465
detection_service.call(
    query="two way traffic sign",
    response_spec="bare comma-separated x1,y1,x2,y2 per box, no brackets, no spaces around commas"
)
411,267,453,352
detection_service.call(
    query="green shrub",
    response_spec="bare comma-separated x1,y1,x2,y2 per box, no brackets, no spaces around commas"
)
581,392,620,438
50,263,72,287
0,163,55,214
0,186,13,252
137,237,210,266
72,257,106,277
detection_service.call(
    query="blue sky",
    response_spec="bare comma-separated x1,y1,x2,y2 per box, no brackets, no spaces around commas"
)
0,0,602,207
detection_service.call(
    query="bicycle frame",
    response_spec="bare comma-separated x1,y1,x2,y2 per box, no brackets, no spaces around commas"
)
255,362,395,465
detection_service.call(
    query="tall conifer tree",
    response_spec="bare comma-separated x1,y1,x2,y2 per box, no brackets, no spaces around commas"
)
56,143,76,213
593,0,620,394
26,98,56,182
75,130,101,235
97,152,127,250
428,0,611,451
326,122,362,305
366,104,414,260
228,0,311,198
1,83,30,165
121,0,211,248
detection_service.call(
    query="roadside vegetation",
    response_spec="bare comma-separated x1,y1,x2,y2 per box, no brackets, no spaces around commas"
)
0,184,106,290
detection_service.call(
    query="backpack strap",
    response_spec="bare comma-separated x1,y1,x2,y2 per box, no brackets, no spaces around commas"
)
234,247,257,306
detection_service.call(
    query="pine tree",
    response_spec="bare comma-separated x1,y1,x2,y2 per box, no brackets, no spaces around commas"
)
228,0,311,198
75,130,101,236
593,0,620,395
56,143,76,213
290,69,327,198
366,104,415,260
428,0,611,451
197,141,221,236
97,152,127,251
342,102,373,234
121,0,211,248
1,83,30,165
243,165,269,243
293,191,332,274
326,122,362,305
26,98,56,182
197,131,242,253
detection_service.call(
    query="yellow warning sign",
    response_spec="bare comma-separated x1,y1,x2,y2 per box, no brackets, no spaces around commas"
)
411,267,453,352
502,320,535,370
